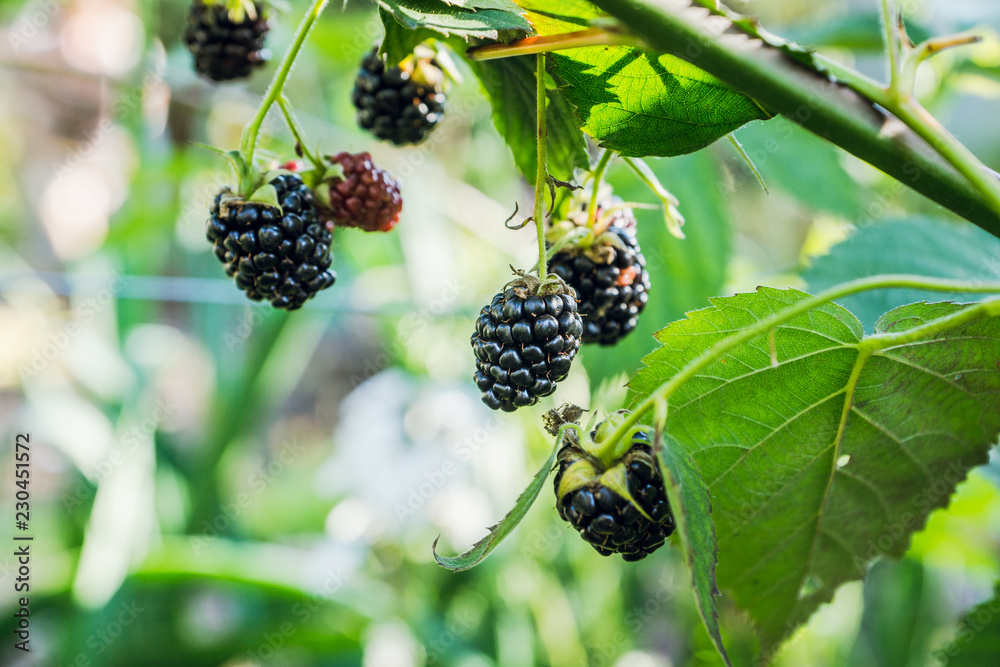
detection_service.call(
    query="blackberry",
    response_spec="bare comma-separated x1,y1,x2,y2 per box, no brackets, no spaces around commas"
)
184,0,270,82
352,48,446,145
549,203,650,345
471,275,583,412
205,173,336,310
554,427,674,561
314,152,402,232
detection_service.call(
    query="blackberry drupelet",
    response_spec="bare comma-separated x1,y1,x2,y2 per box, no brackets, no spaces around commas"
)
549,204,650,345
554,428,674,561
315,152,402,232
184,0,270,82
352,48,446,145
206,173,336,310
471,276,583,412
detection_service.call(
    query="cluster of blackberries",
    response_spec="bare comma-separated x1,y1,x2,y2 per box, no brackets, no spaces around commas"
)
352,49,446,146
184,0,270,82
554,428,674,561
550,205,650,345
471,280,583,412
206,173,335,310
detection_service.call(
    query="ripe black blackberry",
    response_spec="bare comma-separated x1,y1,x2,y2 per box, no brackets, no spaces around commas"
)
471,274,583,412
313,152,402,232
352,48,446,145
549,202,650,345
184,0,270,82
206,173,336,310
554,426,674,561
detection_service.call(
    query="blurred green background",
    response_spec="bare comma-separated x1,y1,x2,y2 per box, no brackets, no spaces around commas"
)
0,0,999,665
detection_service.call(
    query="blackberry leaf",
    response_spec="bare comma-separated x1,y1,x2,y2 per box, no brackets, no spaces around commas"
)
516,0,770,156
630,288,1000,651
376,0,531,39
469,56,589,185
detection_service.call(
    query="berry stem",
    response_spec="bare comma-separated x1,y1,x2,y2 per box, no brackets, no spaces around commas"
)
600,275,1000,464
466,28,642,61
277,95,321,169
534,53,549,284
239,0,329,174
587,149,613,229
879,0,903,97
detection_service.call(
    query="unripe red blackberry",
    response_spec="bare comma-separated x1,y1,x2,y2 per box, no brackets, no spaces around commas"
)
549,199,650,345
352,48,446,145
471,274,583,412
206,173,336,310
554,425,674,561
314,152,402,232
184,0,270,82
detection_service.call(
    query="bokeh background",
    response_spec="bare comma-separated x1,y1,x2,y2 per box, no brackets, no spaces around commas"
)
1,0,999,665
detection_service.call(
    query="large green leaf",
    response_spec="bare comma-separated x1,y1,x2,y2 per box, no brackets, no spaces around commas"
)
630,289,1000,651
937,584,1000,666
805,218,1000,332
377,0,531,39
515,0,770,157
470,56,589,184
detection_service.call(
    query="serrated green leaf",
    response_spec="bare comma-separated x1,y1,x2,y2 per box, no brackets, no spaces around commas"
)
379,8,443,65
657,434,731,667
938,583,1000,665
515,0,770,157
377,0,531,39
470,56,588,184
630,288,1000,651
433,429,562,571
804,218,1000,332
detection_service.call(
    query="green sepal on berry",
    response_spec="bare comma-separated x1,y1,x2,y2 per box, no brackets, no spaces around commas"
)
553,411,675,561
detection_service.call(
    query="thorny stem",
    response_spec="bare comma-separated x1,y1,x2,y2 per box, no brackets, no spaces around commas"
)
601,275,1000,465
587,149,613,229
239,0,329,172
277,96,321,169
874,1,1000,211
535,53,549,284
